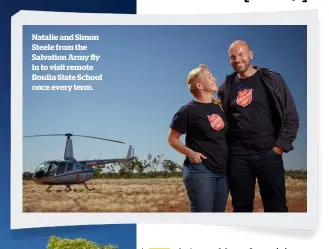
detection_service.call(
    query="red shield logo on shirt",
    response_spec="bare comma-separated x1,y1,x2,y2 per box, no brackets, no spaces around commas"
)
207,114,225,131
236,89,253,107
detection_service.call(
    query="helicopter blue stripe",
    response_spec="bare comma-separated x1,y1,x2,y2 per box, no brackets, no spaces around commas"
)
37,170,94,180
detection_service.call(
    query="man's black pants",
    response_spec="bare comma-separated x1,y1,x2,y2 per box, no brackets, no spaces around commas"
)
228,149,288,212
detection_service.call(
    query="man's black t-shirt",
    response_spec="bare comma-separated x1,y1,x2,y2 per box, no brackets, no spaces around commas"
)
226,71,278,155
170,100,228,176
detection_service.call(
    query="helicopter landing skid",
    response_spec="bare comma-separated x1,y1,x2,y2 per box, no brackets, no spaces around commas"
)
46,185,53,192
64,185,72,191
82,182,95,191
45,183,95,192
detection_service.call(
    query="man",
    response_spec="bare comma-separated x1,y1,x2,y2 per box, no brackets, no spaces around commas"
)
217,40,299,212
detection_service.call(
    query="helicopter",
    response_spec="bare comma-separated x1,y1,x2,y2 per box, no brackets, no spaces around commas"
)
24,133,135,192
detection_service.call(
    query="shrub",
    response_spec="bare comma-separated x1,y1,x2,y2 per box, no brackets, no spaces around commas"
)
285,169,307,181
47,236,117,249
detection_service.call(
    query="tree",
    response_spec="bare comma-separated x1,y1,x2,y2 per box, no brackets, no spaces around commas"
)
131,157,145,174
141,154,152,172
23,172,33,180
142,154,164,172
93,167,103,178
47,236,117,249
115,160,135,174
176,163,183,172
106,164,116,172
162,159,180,173
118,167,127,175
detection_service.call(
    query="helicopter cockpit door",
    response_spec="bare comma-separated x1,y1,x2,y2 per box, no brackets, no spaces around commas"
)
56,162,67,175
66,163,73,172
47,162,58,177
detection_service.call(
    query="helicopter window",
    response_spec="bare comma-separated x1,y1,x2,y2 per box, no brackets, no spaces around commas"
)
35,163,47,172
34,162,50,178
56,163,67,175
34,165,43,173
43,162,51,172
47,163,58,177
66,163,73,172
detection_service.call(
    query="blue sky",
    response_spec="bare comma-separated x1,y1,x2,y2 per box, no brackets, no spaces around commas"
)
22,25,307,172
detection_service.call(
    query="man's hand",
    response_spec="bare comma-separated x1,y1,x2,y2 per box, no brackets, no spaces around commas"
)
187,151,207,163
273,146,284,155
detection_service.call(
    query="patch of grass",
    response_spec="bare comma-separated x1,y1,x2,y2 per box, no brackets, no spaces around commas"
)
23,177,307,212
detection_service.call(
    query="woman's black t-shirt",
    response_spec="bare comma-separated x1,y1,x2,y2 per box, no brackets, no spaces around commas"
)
170,100,228,176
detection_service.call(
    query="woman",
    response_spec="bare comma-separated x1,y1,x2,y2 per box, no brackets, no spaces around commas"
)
167,64,229,212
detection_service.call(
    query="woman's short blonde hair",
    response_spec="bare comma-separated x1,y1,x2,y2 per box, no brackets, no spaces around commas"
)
187,64,208,97
187,64,224,109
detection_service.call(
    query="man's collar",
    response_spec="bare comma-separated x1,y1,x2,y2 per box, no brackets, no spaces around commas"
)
225,65,277,81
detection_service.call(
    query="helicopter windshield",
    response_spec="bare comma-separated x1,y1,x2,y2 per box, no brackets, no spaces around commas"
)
34,161,58,178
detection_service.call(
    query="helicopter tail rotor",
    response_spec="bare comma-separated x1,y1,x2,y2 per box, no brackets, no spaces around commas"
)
126,145,134,159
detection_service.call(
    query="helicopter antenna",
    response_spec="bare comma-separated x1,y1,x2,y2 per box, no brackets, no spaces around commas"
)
85,152,90,161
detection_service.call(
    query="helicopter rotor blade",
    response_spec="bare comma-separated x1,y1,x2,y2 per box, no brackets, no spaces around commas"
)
72,135,125,144
23,133,126,144
23,134,66,138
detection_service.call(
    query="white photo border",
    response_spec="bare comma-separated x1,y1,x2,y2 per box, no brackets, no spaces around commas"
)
11,10,319,230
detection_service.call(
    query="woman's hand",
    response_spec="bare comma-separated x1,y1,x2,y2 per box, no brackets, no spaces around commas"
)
187,151,207,163
168,129,207,163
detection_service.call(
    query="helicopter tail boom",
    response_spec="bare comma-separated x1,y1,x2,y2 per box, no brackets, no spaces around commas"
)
79,145,135,167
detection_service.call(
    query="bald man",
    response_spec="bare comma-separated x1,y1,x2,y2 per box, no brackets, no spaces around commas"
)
217,40,299,212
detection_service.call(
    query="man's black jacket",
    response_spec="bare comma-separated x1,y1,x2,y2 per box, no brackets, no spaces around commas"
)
217,66,299,153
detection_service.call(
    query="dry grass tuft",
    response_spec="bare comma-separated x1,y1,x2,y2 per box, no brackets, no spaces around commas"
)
23,177,306,212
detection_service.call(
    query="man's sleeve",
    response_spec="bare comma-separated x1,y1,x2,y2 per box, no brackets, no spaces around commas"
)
275,74,300,152
169,106,188,135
